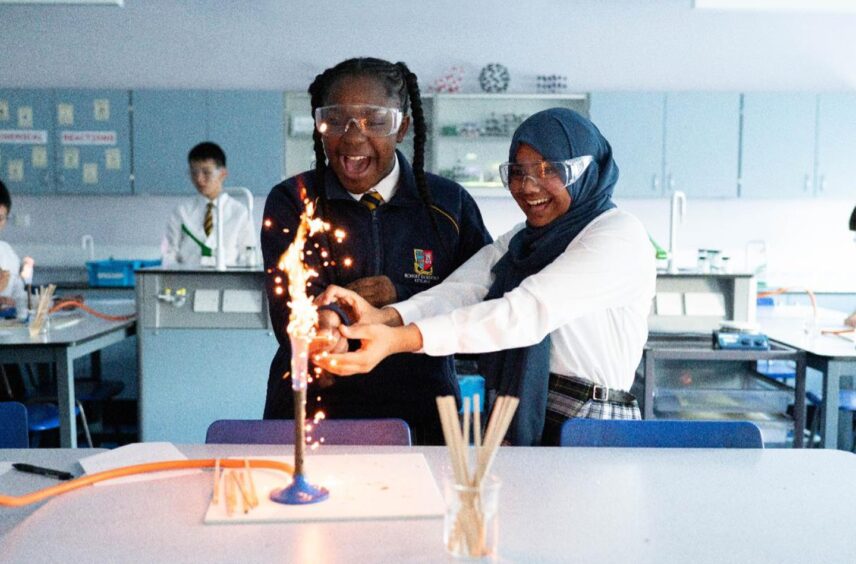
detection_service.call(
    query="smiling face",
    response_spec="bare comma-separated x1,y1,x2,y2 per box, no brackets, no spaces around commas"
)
189,158,227,200
321,74,410,195
510,144,572,227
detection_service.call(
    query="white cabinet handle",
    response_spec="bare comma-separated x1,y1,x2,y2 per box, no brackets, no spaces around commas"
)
651,174,660,192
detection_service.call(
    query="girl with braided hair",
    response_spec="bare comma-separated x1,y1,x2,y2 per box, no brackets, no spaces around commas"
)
261,57,491,443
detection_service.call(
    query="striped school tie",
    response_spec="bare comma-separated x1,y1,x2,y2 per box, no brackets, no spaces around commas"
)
204,202,214,237
360,191,384,211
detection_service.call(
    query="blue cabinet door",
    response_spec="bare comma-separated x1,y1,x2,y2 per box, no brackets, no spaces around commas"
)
208,90,284,197
739,93,817,198
588,92,666,198
664,93,740,198
132,90,208,195
54,89,132,194
0,89,54,194
816,93,856,198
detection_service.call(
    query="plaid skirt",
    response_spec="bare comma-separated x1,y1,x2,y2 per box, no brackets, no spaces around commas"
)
541,373,641,446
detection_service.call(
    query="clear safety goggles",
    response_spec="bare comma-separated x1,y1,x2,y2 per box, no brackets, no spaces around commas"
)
499,155,593,191
188,166,222,179
314,104,404,138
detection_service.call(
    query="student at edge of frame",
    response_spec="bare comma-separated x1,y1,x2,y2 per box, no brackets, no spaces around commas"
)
162,142,256,267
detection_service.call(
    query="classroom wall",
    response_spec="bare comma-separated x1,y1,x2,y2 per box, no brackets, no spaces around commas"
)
1,0,855,292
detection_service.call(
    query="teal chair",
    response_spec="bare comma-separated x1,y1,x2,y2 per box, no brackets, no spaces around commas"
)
560,419,764,448
0,401,29,448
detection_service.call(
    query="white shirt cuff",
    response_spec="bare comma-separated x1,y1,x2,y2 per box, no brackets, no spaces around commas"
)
414,315,459,357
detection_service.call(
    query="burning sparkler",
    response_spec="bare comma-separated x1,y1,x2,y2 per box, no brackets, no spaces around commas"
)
269,183,331,505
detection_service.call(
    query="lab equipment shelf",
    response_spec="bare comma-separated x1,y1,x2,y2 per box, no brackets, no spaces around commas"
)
640,334,807,447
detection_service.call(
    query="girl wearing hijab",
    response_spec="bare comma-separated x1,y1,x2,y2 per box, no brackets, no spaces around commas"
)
313,108,656,446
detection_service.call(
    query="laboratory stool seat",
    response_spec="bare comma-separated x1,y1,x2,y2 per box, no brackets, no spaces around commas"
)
206,418,412,446
25,401,94,448
75,378,125,441
560,419,764,448
0,401,29,448
30,370,124,446
1,364,93,448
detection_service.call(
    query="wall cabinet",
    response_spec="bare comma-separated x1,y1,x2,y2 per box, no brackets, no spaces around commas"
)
665,93,741,199
133,90,283,196
589,92,666,198
815,93,856,198
0,88,131,195
430,93,587,196
590,92,740,199
739,93,817,198
739,93,856,199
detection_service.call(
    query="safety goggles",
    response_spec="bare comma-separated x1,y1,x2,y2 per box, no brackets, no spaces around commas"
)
314,104,404,138
499,155,593,192
188,167,222,180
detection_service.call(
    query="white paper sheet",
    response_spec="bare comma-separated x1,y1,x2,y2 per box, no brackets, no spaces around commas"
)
204,453,444,524
78,442,198,486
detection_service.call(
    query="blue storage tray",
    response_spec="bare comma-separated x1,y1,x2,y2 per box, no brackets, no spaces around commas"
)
86,259,161,287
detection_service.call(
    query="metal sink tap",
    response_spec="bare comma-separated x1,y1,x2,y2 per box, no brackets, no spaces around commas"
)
668,191,686,274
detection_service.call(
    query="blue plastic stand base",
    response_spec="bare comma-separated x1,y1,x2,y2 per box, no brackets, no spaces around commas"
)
269,473,330,505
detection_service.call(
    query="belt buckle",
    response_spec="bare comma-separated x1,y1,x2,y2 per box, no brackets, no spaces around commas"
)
592,385,609,402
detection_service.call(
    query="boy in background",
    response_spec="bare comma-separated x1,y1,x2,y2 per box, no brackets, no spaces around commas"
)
162,142,255,267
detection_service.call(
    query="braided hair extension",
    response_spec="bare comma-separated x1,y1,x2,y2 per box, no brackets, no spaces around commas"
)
397,61,448,257
306,57,450,275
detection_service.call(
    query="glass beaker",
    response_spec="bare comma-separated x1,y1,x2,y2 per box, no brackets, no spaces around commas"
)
443,474,501,561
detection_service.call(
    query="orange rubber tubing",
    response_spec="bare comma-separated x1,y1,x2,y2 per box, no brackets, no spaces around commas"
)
49,300,135,322
0,458,293,508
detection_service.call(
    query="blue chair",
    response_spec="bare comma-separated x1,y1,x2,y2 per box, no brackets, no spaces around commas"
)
560,419,764,448
205,418,412,446
0,401,29,448
1,365,93,448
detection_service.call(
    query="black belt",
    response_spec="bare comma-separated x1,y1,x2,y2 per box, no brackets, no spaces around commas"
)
549,373,637,405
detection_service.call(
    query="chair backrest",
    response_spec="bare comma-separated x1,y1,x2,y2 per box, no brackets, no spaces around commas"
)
205,418,412,446
560,419,764,448
0,401,29,448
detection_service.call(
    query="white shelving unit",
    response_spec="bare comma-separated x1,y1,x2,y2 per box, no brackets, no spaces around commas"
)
283,92,588,195
430,93,589,197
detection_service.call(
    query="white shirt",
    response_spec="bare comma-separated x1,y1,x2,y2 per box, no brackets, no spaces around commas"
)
0,240,26,302
162,192,256,268
393,209,657,391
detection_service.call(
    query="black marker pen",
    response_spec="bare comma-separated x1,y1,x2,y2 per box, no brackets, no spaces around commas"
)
12,463,74,481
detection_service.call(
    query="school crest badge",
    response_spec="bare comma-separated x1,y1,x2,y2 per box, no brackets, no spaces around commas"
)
413,248,434,276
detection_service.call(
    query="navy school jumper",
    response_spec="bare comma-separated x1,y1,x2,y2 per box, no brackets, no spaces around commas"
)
261,151,492,441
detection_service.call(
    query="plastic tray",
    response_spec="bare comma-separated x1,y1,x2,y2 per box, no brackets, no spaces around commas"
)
653,362,793,414
86,259,161,287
